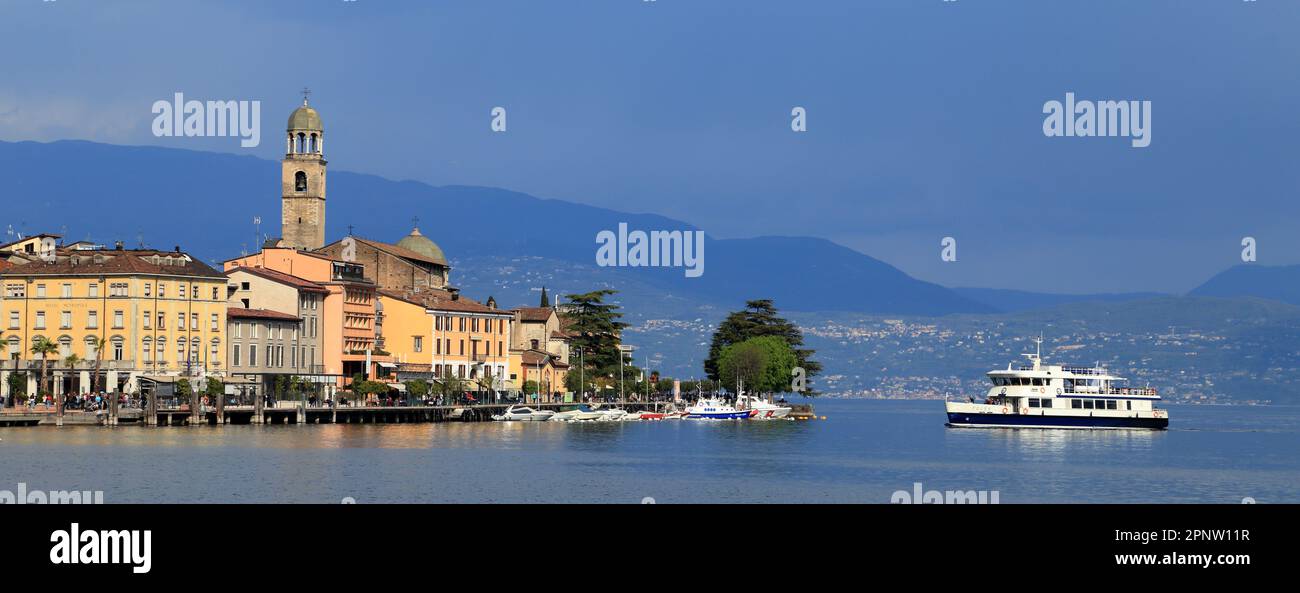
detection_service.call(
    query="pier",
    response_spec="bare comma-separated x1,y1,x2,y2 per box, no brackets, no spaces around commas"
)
1,401,681,427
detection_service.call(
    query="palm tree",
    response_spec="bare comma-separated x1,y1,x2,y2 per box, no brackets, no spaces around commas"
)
29,337,58,408
89,336,107,394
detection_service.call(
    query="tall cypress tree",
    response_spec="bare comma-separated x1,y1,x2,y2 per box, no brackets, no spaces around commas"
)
539,286,549,307
704,299,820,386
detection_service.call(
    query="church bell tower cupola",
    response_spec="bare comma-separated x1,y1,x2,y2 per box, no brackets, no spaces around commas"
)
281,89,327,250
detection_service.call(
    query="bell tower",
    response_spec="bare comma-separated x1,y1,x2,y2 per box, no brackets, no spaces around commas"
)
281,90,326,250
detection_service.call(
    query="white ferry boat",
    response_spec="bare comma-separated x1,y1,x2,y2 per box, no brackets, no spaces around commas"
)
944,338,1168,430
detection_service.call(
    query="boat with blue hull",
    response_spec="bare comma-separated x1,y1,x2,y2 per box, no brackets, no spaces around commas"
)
944,338,1169,430
686,398,751,420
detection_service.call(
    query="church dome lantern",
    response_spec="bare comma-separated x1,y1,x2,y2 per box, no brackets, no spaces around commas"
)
286,89,324,155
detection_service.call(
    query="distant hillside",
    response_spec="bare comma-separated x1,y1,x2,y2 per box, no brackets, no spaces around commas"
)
1189,264,1300,306
952,287,1168,313
0,140,988,315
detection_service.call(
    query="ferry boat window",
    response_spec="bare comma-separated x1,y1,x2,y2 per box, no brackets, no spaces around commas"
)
1071,400,1082,409
1063,379,1074,391
1040,399,1052,409
1083,400,1094,410
1106,401,1117,410
1032,378,1043,386
1028,398,1040,408
1126,401,1132,410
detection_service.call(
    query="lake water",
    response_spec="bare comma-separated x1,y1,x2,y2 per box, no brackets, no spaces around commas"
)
1,400,1296,503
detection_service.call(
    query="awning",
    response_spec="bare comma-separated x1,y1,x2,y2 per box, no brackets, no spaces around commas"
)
377,362,397,368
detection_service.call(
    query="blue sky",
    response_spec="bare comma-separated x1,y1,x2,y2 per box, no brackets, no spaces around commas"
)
1,0,1298,293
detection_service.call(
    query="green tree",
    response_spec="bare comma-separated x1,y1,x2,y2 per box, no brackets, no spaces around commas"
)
539,286,549,307
6,371,27,402
404,379,431,401
522,379,539,397
29,337,58,401
704,299,820,393
717,336,799,395
562,290,633,396
205,377,224,399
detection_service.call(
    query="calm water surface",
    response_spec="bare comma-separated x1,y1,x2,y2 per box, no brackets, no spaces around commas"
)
1,400,1296,503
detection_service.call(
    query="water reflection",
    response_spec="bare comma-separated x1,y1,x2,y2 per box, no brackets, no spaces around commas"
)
0,401,1295,503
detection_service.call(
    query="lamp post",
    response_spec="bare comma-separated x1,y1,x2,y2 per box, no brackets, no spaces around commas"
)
574,346,583,403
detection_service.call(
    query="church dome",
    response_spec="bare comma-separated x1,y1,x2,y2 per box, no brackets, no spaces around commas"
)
287,103,322,131
396,227,448,266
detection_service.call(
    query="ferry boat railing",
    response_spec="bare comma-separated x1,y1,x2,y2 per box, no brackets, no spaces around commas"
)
1060,386,1158,396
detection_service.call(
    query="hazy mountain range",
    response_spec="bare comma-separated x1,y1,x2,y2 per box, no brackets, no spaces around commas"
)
4,140,1300,402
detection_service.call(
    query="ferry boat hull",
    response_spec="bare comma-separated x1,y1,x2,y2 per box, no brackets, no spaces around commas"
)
945,411,1167,430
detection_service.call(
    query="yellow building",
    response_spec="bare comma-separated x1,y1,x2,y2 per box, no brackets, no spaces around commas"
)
509,348,570,403
378,289,513,395
0,247,228,398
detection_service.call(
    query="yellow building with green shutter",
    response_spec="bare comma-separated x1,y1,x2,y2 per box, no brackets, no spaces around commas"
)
1,247,228,398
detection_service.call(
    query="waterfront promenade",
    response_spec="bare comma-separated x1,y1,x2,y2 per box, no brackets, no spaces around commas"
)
0,400,677,427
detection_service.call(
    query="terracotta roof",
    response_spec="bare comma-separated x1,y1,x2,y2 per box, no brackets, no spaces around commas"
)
226,308,301,322
550,330,574,340
378,289,508,315
0,260,12,273
227,266,329,293
514,307,554,322
344,237,449,267
0,250,224,278
517,349,570,368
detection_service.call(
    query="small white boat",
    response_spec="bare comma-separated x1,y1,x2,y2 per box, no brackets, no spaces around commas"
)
584,403,627,421
737,394,792,420
550,406,588,422
492,405,554,421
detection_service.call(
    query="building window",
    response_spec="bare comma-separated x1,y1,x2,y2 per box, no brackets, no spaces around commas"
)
4,284,24,298
177,313,184,330
36,284,46,298
191,313,198,330
248,345,257,366
88,283,99,298
61,283,72,298
113,310,124,329
212,286,219,300
8,311,18,329
211,314,219,331
158,284,166,298
295,170,307,192
157,313,165,329
60,311,71,329
87,311,98,329
232,343,240,367
34,311,46,329
109,283,129,297
142,338,153,362
179,285,187,299
413,336,423,353
112,338,123,361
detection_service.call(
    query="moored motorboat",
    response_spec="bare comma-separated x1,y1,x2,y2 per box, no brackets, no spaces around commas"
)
685,398,750,420
492,404,551,421
736,394,792,420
